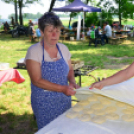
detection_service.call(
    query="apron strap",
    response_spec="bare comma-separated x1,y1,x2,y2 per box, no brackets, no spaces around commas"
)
42,42,64,62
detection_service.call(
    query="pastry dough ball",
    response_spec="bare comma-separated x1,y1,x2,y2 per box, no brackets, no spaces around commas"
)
78,100,89,106
122,108,134,114
105,113,119,120
91,103,103,110
100,99,111,105
72,105,83,112
121,114,134,122
94,109,105,115
82,108,94,114
105,106,117,114
66,111,79,119
87,96,98,102
126,105,134,109
116,102,126,107
92,115,106,124
78,114,91,122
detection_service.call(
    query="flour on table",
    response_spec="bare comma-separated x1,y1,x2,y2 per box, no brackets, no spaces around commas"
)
92,115,106,124
121,114,134,122
78,114,91,122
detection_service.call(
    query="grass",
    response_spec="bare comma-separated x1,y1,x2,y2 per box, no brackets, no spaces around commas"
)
0,32,134,133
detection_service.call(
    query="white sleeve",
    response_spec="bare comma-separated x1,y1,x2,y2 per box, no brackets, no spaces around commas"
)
24,44,41,64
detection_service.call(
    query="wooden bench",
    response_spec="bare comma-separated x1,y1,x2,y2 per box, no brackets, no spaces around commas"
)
109,37,120,45
60,33,69,40
109,35,127,45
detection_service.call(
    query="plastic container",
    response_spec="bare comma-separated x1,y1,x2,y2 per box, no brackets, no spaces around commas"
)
0,63,10,70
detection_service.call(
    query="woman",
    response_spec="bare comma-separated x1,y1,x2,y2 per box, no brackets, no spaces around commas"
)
25,12,80,130
90,62,134,90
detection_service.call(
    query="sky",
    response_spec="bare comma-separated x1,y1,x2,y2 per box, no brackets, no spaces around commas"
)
0,0,66,19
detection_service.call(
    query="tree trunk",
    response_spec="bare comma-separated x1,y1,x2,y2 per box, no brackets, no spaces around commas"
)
14,0,18,24
49,0,56,12
118,0,121,25
18,0,23,25
69,16,72,28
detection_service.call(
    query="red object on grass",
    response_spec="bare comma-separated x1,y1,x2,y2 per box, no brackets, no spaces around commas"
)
0,69,25,86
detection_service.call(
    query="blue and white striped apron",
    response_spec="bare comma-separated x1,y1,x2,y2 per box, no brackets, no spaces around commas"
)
31,43,71,130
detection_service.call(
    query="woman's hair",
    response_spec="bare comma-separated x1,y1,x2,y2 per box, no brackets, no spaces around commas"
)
38,12,63,32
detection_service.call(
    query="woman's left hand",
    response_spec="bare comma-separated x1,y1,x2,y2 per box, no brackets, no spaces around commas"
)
69,82,80,89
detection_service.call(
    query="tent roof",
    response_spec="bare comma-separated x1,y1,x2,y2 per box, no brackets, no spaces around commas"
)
52,0,101,12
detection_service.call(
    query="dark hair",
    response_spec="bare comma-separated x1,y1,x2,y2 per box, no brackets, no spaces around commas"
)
38,12,63,32
104,21,108,25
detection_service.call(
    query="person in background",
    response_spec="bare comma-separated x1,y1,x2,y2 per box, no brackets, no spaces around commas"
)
4,21,10,33
25,12,80,130
90,62,134,90
114,22,122,37
28,19,33,26
11,17,15,26
30,23,37,39
102,21,112,44
87,27,91,37
91,24,95,30
95,26,102,38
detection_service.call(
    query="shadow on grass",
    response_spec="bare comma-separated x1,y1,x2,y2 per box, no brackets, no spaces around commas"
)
0,111,37,134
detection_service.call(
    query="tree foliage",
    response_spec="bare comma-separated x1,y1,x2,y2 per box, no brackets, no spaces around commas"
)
97,0,134,25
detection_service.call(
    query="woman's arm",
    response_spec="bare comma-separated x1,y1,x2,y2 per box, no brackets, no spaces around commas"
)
90,62,134,89
67,60,80,89
26,59,76,95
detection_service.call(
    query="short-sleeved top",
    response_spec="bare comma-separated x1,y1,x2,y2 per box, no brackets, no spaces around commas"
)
25,42,71,65
104,25,112,37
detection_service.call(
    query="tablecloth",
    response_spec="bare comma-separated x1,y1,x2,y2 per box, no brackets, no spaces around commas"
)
35,78,134,134
0,69,25,86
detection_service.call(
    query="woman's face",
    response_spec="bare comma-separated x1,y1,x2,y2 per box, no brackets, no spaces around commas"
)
43,25,61,46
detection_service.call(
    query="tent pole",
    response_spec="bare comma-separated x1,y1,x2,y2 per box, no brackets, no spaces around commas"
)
100,12,102,27
83,11,84,40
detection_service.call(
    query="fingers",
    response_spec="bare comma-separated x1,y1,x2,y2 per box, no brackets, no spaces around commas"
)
89,82,103,90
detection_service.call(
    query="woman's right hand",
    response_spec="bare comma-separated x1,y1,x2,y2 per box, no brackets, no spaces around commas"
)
63,85,76,96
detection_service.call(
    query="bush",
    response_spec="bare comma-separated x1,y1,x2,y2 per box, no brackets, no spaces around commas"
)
85,12,100,27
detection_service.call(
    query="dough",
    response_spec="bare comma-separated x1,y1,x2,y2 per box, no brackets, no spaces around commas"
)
126,105,134,109
66,111,79,119
105,113,119,120
82,108,94,114
122,108,134,114
121,114,134,122
100,99,111,105
78,100,89,106
91,103,103,110
116,102,126,107
87,96,98,102
94,109,105,115
92,115,106,124
78,114,91,122
105,106,117,114
72,105,83,112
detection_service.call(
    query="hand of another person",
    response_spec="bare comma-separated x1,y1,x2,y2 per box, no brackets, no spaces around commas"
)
69,82,80,89
89,82,103,90
63,85,76,96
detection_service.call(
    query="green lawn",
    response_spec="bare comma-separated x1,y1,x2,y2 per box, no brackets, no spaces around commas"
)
0,33,134,134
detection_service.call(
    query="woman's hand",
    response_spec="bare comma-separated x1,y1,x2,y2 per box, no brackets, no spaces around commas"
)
62,85,76,96
89,81,103,90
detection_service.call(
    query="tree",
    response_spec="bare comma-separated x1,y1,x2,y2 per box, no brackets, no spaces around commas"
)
49,0,56,12
98,0,134,25
2,0,41,25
